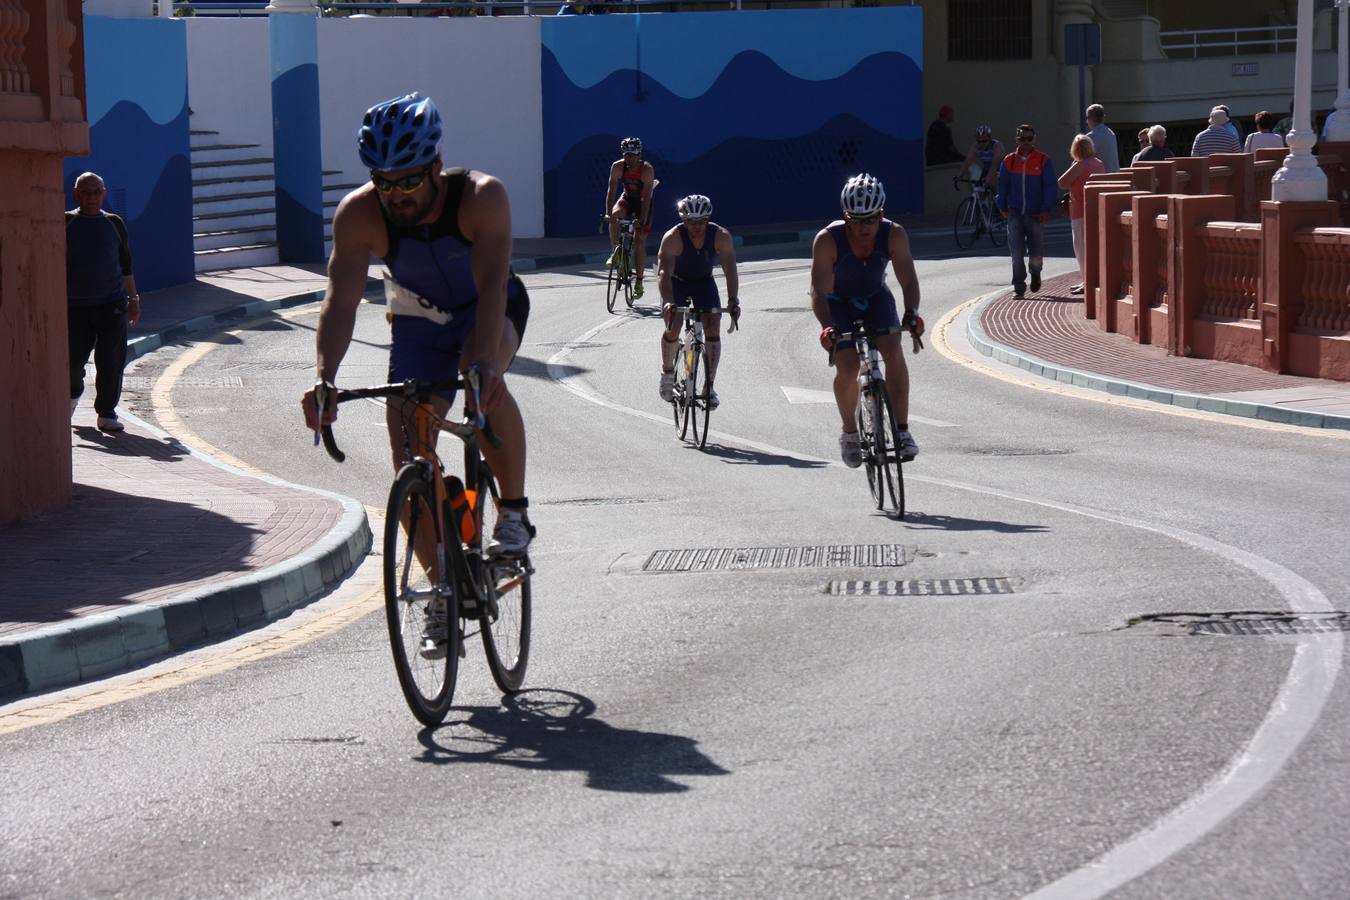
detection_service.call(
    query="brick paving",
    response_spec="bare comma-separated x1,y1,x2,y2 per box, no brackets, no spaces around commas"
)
0,417,343,640
981,272,1348,401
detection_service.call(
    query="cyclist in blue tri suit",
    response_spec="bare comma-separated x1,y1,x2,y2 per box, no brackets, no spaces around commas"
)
811,174,923,466
959,124,1004,189
303,92,534,571
656,194,739,409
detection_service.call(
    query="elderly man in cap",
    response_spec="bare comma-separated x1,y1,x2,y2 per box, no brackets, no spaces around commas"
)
1191,106,1242,157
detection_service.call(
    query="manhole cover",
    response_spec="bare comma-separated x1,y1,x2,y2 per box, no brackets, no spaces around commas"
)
826,577,1012,597
965,447,1075,457
644,544,911,573
1126,611,1350,636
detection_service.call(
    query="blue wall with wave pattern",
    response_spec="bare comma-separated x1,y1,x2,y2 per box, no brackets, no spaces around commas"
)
64,18,194,291
541,8,923,237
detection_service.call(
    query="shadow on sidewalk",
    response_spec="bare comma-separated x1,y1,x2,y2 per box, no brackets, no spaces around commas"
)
73,427,190,463
414,689,729,793
0,484,261,627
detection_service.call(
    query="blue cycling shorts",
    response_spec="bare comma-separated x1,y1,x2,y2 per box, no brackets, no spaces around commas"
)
827,287,900,350
669,276,720,311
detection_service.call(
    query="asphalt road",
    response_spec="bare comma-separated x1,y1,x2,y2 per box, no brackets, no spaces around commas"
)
6,230,1350,899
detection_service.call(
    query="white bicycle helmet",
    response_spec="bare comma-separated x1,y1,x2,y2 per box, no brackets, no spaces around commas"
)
840,173,886,216
620,136,643,155
677,194,713,220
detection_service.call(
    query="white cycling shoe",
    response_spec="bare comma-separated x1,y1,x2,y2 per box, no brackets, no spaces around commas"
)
839,431,863,468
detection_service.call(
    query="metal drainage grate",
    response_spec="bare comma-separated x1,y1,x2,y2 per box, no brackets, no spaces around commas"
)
759,307,812,313
224,361,314,372
543,497,664,507
826,577,1013,597
1129,611,1350,637
644,544,910,573
122,375,242,389
965,447,1076,457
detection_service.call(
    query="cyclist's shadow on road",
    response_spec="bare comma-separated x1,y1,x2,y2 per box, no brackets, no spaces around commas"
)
414,689,728,793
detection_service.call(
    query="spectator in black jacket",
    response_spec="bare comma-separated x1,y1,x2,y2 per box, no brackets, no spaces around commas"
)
67,172,139,432
926,105,963,166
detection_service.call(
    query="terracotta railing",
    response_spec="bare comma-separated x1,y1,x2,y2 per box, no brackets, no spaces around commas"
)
1154,215,1169,310
0,0,31,95
1198,222,1261,320
1294,228,1350,333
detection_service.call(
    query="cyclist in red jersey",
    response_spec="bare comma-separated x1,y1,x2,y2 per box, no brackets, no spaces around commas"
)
604,136,656,299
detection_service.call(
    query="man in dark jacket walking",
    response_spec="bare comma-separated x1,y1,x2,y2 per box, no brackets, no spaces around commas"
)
67,172,139,432
996,124,1058,297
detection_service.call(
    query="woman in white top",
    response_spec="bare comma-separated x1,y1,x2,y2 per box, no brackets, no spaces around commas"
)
1245,111,1285,152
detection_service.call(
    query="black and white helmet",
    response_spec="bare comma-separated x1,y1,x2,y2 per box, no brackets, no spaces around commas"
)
677,194,713,220
840,173,886,216
620,136,643,155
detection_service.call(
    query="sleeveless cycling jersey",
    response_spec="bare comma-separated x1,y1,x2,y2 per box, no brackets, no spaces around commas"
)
673,223,721,282
382,168,522,314
621,161,644,196
828,219,893,301
975,142,996,173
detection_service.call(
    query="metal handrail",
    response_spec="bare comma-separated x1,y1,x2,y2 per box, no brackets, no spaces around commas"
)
1159,24,1297,58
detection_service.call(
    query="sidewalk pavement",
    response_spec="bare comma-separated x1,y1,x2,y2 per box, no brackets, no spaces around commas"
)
9,223,1343,700
969,272,1350,430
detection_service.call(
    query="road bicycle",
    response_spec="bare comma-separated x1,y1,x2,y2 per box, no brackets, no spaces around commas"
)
669,303,722,450
953,176,1007,250
316,371,531,726
605,216,638,314
831,319,922,517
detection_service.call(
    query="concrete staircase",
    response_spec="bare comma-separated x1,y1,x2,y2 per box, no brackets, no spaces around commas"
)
191,128,356,272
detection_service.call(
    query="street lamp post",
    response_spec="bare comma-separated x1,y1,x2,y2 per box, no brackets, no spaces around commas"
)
1326,0,1350,141
1272,0,1329,200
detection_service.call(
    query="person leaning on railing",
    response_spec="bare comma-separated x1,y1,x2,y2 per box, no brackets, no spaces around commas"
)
1135,125,1174,163
1057,134,1104,297
1245,111,1285,152
1191,107,1242,157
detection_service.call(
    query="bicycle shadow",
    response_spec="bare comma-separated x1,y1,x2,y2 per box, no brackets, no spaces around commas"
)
698,442,828,469
414,689,729,793
900,511,1050,533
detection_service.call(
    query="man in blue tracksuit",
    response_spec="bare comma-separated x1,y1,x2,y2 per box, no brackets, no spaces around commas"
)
996,123,1058,297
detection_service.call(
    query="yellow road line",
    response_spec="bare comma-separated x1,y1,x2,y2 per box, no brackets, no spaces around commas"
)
932,296,1350,441
0,577,383,736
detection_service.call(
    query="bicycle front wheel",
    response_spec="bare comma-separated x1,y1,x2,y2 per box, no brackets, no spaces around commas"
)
684,344,702,445
473,469,531,693
697,349,712,450
873,390,905,516
855,387,885,509
988,204,1007,247
954,197,978,250
384,464,458,726
605,253,621,314
623,239,637,309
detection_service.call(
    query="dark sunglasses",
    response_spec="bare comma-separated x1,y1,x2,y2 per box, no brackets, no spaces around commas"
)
845,213,881,225
1017,134,1036,143
371,165,433,195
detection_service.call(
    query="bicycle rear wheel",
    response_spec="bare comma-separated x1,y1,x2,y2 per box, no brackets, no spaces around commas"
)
473,468,531,693
954,197,979,250
384,464,458,726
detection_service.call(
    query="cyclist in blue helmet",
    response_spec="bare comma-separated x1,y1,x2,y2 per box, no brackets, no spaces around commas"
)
304,92,535,612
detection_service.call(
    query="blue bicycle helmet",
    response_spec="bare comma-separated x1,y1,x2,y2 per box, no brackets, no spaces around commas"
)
357,92,443,171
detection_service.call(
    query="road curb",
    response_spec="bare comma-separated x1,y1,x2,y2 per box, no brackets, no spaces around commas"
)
964,291,1350,432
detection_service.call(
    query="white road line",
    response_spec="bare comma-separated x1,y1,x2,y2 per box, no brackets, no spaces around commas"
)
545,310,1342,900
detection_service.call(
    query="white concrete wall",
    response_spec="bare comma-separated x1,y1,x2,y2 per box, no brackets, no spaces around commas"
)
185,18,273,151
317,17,545,238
